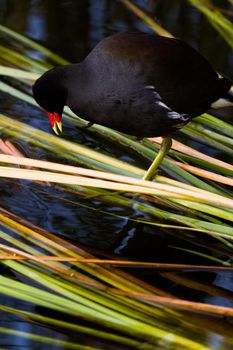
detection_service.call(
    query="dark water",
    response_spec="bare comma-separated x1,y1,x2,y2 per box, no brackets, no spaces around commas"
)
0,0,233,349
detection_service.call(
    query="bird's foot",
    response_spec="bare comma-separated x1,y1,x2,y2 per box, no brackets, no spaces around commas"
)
83,121,94,129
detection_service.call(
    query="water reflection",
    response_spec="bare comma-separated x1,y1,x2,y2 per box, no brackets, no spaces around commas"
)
1,0,232,76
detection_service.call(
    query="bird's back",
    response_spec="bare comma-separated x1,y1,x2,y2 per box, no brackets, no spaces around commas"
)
84,32,231,116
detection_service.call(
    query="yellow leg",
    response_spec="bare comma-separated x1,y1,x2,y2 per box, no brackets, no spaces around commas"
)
143,136,172,181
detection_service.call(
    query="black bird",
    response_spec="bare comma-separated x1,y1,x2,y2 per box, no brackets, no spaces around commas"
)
33,32,232,180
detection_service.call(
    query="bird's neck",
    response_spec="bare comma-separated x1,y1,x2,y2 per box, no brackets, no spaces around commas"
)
65,63,92,113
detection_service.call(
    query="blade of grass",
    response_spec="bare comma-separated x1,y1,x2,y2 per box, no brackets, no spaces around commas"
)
148,138,233,177
0,305,155,350
181,123,233,155
195,114,233,139
0,327,99,350
0,45,50,71
1,165,233,211
187,0,233,48
0,65,40,80
171,161,233,186
0,113,142,176
0,23,70,65
0,275,211,349
120,0,173,37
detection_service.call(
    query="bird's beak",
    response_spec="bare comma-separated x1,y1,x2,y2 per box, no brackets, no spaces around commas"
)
47,112,63,135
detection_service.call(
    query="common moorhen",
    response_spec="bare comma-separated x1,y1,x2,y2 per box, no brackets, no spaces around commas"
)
33,32,232,180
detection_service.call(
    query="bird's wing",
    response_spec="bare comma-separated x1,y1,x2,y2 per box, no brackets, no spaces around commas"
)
92,85,191,137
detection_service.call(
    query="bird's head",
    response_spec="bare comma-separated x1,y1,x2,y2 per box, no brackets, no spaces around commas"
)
32,67,67,135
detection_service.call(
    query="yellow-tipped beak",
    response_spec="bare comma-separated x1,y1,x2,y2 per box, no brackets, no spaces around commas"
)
52,120,63,135
47,112,63,135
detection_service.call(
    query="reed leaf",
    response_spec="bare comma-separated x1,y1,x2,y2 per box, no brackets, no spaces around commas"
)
187,0,233,48
0,12,233,349
0,327,98,350
120,0,173,37
0,23,70,65
1,156,233,212
0,210,219,350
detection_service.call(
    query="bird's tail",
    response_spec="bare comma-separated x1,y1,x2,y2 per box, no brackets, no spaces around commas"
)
224,90,233,102
210,77,233,109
